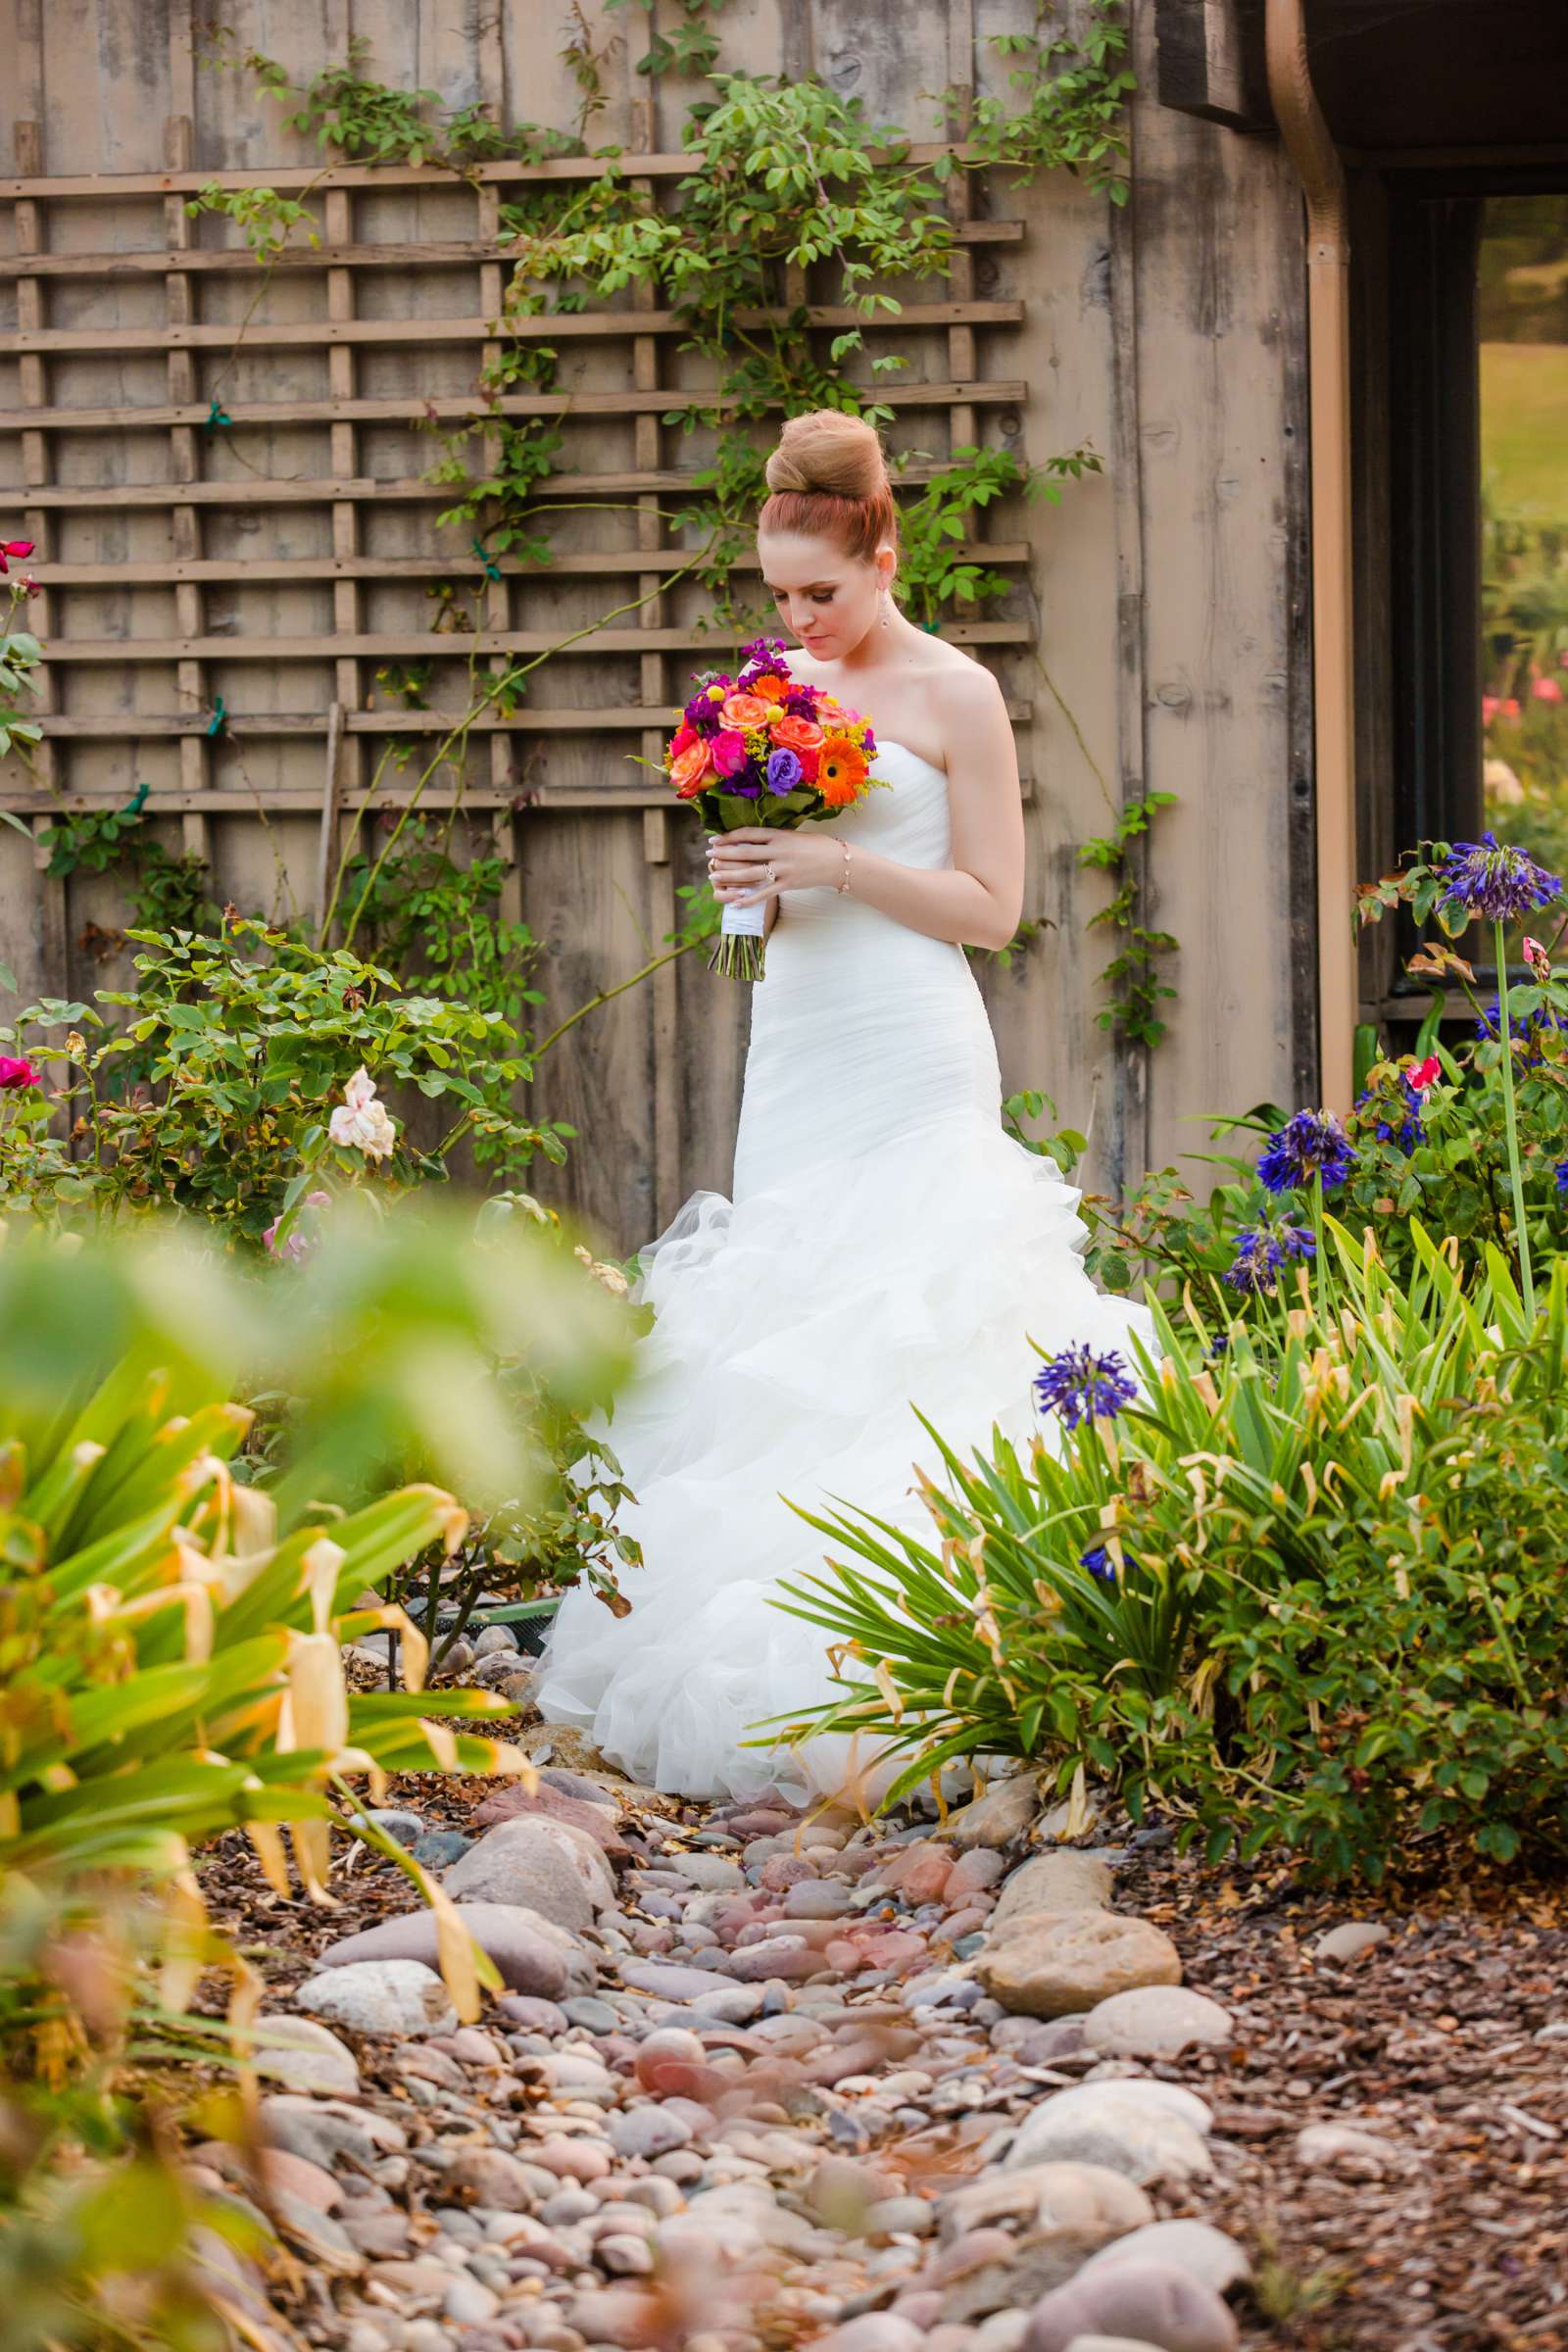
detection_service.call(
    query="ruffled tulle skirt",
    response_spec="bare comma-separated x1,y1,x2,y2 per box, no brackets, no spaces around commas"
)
534,1098,1159,1802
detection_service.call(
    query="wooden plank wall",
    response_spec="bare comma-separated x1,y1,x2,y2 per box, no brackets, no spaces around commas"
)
0,0,1311,1254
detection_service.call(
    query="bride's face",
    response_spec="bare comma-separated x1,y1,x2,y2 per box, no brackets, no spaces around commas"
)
758,530,890,661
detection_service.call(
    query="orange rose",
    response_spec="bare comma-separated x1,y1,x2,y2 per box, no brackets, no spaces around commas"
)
772,713,824,755
669,740,714,799
751,674,788,704
720,693,773,731
817,735,868,808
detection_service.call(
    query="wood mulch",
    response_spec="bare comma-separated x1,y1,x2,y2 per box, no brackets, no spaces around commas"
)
1112,1826,1568,2352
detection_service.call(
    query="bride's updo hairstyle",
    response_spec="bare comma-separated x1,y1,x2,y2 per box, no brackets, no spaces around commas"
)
760,410,900,565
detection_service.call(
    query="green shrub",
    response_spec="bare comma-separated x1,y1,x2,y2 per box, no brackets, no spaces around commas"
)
0,914,569,1244
772,1218,1568,1882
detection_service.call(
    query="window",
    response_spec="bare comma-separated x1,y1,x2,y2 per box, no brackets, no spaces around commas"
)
1383,171,1568,1015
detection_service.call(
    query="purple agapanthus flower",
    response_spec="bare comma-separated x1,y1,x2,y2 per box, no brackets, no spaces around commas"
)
1033,1343,1138,1430
1555,1158,1568,1196
1256,1108,1356,1196
1079,1543,1118,1583
765,748,803,793
1474,998,1556,1046
1224,1227,1286,1295
1439,831,1562,924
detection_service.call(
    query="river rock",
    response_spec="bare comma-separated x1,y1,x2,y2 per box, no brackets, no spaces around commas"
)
1005,2085,1212,2187
939,2162,1152,2247
609,2104,694,2160
945,1775,1044,1851
363,1807,424,1845
978,1910,1182,2018
294,1960,457,2038
252,2016,360,2095
1079,2219,1250,2296
1081,1986,1234,2060
1021,2261,1239,2352
471,1780,631,1856
443,1816,615,1931
318,1901,591,1998
1313,1920,1391,1964
811,2319,928,2352
1294,2121,1408,2177
991,1852,1116,1930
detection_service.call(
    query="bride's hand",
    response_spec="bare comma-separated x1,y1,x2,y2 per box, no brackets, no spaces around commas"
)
707,828,841,904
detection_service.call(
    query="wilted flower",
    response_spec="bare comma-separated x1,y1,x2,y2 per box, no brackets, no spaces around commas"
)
1033,1343,1138,1430
1439,830,1561,924
263,1189,331,1264
573,1243,630,1298
1523,935,1552,978
328,1067,397,1161
1256,1108,1356,1196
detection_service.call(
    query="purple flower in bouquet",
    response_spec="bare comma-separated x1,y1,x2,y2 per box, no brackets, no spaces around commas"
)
1439,831,1562,924
765,747,803,793
710,729,750,779
1256,1108,1356,1197
1033,1343,1138,1431
740,633,788,672
684,688,726,734
784,686,819,720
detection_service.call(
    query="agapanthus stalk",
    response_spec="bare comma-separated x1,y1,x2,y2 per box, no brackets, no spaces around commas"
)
1493,914,1536,1318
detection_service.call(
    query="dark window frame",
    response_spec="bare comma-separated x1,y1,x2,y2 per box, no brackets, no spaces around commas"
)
1381,162,1568,1021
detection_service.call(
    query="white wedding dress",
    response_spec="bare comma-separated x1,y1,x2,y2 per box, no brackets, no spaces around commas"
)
534,739,1159,1800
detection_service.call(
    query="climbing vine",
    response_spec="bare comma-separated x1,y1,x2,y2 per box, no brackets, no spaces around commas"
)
112,10,1171,1043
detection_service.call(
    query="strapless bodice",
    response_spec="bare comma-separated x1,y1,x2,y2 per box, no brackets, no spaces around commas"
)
769,740,954,954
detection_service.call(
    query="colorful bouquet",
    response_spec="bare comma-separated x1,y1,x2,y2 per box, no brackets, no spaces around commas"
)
663,634,888,980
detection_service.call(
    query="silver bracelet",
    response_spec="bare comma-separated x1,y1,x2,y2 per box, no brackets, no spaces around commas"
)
836,841,853,896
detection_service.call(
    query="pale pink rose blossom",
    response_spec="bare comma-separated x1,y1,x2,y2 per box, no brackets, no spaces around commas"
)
263,1188,332,1263
328,1067,397,1160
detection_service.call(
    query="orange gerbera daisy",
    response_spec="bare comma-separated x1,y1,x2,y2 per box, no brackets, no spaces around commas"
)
817,735,867,807
750,674,789,704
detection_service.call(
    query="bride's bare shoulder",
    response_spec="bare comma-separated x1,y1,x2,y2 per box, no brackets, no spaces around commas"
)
932,647,1007,729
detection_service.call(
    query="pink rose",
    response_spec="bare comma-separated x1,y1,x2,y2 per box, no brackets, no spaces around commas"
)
710,729,749,779
0,1055,41,1091
1531,676,1562,704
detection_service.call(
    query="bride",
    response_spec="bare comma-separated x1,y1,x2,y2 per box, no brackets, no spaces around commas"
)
535,409,1157,1801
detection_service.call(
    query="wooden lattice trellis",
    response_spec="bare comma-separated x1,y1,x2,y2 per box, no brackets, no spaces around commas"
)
0,148,1036,809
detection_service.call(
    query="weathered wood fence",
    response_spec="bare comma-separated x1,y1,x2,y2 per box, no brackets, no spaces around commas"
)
0,1,1313,1254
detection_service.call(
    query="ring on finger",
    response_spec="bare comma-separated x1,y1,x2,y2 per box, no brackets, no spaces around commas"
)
764,861,777,885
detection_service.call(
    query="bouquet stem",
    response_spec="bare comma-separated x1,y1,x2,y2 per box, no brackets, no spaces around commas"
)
709,928,767,982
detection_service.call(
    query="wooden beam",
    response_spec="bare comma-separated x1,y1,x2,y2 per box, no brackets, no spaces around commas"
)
37,621,1035,663
9,299,1024,358
19,700,1035,740
1153,0,1274,133
0,140,1013,203
0,220,1022,280
26,544,1031,589
0,379,1027,435
11,454,1002,510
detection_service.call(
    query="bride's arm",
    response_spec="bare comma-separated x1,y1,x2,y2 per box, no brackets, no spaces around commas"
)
710,666,1024,952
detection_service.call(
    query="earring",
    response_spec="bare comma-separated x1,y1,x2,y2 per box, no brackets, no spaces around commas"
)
879,588,891,630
